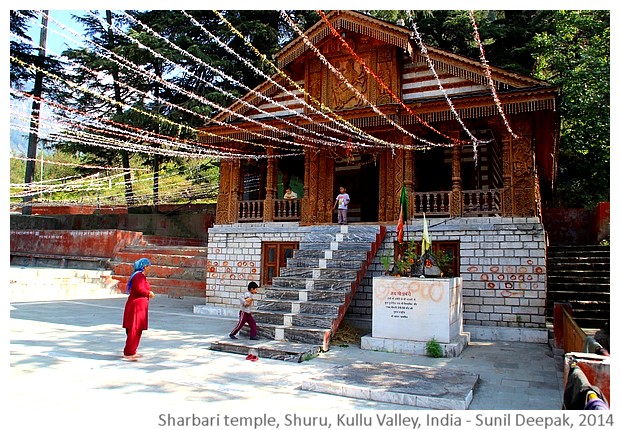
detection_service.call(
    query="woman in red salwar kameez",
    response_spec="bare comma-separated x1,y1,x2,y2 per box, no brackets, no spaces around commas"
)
122,258,154,361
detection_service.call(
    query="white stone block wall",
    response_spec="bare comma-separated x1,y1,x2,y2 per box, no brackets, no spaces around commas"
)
348,217,547,331
203,218,547,333
205,223,306,309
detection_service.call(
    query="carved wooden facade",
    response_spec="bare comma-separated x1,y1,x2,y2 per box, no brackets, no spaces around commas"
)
200,10,559,225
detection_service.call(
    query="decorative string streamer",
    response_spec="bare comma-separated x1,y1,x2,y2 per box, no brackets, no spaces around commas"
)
122,10,371,151
27,11,307,155
407,11,490,163
317,10,466,146
280,10,451,151
468,10,519,139
211,10,397,149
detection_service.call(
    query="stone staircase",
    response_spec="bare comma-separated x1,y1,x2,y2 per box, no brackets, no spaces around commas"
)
546,245,610,329
110,236,207,298
210,224,386,361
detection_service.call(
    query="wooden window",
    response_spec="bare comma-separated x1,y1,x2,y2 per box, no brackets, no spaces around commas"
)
261,242,299,286
394,240,460,277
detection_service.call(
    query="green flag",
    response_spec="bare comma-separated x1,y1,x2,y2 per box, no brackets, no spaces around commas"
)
399,185,408,223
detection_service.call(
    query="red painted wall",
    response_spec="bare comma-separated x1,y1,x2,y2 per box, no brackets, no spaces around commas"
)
542,203,610,245
10,229,143,258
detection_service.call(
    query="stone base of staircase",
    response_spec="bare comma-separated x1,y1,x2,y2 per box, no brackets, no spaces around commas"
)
361,333,470,358
301,362,479,409
209,338,321,363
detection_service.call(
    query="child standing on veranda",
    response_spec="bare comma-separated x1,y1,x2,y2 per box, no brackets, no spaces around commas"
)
229,281,259,340
333,186,350,225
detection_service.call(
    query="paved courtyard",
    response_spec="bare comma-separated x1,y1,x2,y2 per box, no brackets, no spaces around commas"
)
9,296,564,428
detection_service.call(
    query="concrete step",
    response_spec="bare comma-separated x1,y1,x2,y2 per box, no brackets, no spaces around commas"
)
209,338,321,362
264,287,347,303
253,309,337,329
286,258,363,270
257,299,343,315
548,245,609,254
278,267,358,280
118,246,207,256
271,277,354,291
293,249,369,260
142,235,207,247
546,280,610,290
299,242,373,251
547,262,609,271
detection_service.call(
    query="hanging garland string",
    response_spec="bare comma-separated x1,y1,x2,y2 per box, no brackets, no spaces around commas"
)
468,10,519,139
211,10,396,149
13,29,303,160
10,88,234,160
10,155,148,172
10,87,270,161
280,10,453,151
117,11,370,151
184,10,386,149
317,10,467,146
31,11,310,154
126,10,372,151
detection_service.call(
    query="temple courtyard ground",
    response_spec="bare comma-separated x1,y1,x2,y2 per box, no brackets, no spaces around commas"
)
8,295,565,428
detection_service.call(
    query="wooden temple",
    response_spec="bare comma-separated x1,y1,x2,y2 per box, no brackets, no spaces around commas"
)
200,10,559,225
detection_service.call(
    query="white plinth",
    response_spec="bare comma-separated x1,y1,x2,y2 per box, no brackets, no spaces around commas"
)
372,276,463,343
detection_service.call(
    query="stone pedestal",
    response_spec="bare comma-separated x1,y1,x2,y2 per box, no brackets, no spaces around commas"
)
361,276,469,357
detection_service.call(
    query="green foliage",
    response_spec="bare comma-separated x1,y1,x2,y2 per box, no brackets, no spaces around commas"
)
425,337,443,358
434,249,454,277
531,11,610,208
380,255,392,274
394,241,418,276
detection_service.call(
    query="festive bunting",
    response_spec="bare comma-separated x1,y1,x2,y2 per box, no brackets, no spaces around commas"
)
469,10,518,139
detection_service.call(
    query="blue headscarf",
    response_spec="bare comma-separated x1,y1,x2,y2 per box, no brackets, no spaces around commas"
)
126,258,151,294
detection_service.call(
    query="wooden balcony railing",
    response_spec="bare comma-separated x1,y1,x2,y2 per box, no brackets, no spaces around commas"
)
238,198,301,223
412,189,503,217
273,198,301,221
237,189,503,222
238,200,264,222
461,189,503,216
412,191,451,216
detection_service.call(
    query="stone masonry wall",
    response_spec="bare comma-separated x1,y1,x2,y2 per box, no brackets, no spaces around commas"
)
203,223,305,316
347,217,547,332
202,218,547,332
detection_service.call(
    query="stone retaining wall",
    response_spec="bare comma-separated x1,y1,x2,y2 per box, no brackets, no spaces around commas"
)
348,217,547,332
201,218,547,336
202,223,306,316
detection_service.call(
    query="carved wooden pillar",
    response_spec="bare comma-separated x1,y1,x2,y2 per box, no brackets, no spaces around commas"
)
404,143,414,221
500,128,514,216
231,160,242,223
301,148,313,225
263,148,276,222
509,116,536,217
319,154,335,223
450,138,463,217
215,159,232,224
216,159,242,224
